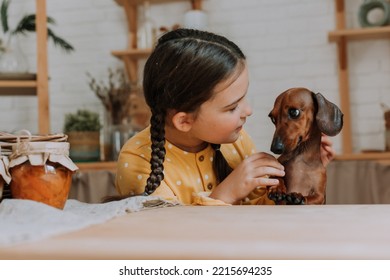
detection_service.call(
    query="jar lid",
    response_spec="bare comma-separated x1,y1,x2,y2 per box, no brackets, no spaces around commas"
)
9,141,78,171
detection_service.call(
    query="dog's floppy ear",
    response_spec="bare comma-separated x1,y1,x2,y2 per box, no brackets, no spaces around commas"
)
313,92,344,136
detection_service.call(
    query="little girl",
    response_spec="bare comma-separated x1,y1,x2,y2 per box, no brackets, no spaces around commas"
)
112,28,335,205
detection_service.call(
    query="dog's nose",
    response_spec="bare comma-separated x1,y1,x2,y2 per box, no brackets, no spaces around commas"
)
271,137,284,154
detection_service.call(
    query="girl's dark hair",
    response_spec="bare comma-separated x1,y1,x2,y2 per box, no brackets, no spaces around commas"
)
143,28,245,195
103,28,246,202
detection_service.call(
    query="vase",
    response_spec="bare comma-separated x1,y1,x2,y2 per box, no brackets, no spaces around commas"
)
100,110,112,162
111,123,136,161
100,110,136,161
137,1,156,49
0,34,29,74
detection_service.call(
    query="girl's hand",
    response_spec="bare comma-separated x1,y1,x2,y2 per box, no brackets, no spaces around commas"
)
320,134,335,167
209,152,285,204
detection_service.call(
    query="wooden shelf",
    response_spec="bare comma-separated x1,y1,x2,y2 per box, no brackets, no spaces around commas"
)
111,48,152,58
335,152,390,161
115,0,201,8
0,80,38,96
0,80,37,87
75,161,117,172
328,26,390,42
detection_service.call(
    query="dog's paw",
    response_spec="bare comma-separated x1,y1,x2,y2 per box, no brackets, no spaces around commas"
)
268,190,306,205
285,192,305,205
268,190,287,205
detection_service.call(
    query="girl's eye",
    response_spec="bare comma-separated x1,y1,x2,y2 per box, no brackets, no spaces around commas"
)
288,108,300,119
229,105,239,112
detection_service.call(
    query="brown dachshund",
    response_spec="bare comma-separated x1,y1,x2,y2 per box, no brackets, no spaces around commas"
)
268,88,343,205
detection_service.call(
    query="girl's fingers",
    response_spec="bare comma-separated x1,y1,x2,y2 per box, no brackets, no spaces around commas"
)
238,152,285,179
321,134,333,145
253,166,285,178
255,176,280,187
248,152,284,170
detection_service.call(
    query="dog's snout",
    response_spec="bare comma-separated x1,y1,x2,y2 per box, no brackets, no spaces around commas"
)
271,137,284,154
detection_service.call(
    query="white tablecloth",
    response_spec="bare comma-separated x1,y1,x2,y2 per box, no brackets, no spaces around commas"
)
0,197,177,248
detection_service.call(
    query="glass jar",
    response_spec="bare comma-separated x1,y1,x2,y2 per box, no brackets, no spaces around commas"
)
9,141,78,209
0,34,29,73
10,161,73,209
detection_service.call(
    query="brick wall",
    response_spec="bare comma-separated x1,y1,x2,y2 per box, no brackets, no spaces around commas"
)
2,0,389,154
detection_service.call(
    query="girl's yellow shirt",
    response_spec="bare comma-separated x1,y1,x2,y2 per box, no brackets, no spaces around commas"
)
116,126,275,206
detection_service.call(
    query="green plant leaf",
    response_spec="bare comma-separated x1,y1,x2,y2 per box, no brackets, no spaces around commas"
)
0,0,10,34
64,109,102,132
47,15,55,25
12,14,35,35
48,28,74,53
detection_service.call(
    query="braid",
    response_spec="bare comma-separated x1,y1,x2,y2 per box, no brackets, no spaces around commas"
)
211,144,233,184
143,111,166,195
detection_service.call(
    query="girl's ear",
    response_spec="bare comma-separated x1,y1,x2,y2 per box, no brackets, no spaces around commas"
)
171,112,194,132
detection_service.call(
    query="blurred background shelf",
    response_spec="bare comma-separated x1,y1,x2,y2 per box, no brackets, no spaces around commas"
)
335,151,390,161
0,0,49,134
76,161,117,172
112,0,202,83
328,25,390,42
328,0,390,157
0,80,38,96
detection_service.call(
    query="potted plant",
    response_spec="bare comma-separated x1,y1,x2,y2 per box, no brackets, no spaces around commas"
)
64,109,102,162
87,68,151,161
0,0,74,73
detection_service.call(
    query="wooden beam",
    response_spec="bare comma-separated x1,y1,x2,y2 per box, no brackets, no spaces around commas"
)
36,0,50,134
191,0,202,10
333,0,352,154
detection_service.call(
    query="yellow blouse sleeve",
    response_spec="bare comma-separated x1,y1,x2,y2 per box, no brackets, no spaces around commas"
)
192,192,231,206
240,186,276,205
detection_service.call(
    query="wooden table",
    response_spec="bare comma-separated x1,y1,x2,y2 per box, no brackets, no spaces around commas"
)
1,204,389,260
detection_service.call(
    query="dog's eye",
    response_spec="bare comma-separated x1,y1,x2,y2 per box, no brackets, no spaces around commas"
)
288,108,300,119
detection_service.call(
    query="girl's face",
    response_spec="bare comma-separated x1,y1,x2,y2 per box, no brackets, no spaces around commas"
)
190,65,252,144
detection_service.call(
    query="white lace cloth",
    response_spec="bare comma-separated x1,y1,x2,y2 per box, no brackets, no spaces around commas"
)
0,197,178,248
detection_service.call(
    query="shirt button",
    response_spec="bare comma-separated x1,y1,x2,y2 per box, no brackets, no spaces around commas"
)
207,183,213,190
199,155,204,161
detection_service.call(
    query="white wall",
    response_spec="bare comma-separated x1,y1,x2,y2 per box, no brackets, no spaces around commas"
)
2,0,389,154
